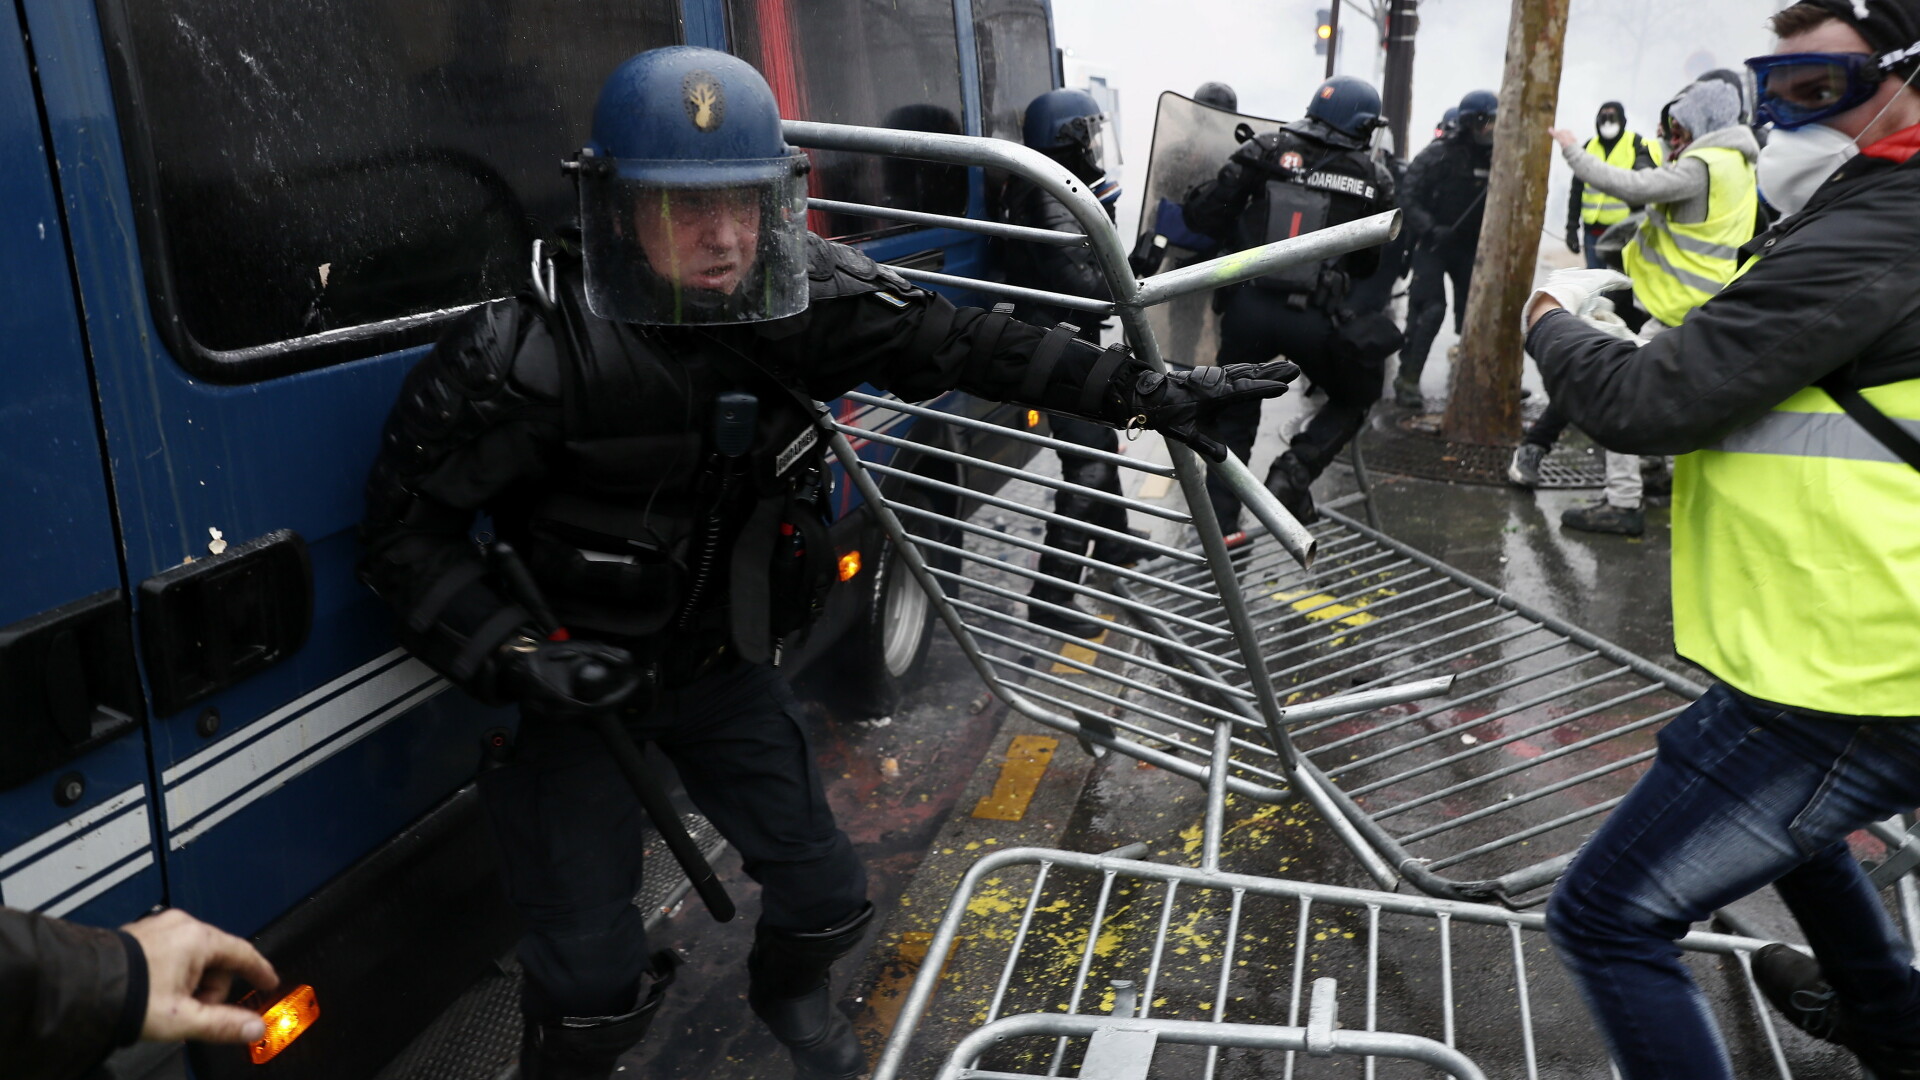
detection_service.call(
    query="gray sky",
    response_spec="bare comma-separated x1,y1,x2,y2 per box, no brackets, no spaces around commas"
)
1053,0,1779,238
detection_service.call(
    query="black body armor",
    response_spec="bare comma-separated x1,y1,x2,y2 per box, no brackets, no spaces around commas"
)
1182,122,1397,304
358,234,1146,700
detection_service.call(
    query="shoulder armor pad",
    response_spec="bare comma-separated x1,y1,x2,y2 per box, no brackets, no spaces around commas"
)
435,299,525,400
806,233,919,301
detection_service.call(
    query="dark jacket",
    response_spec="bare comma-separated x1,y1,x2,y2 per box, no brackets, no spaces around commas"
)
1526,149,1920,456
1002,174,1113,335
1401,132,1493,250
1181,122,1397,283
1565,131,1660,236
360,234,1139,697
1,908,146,1080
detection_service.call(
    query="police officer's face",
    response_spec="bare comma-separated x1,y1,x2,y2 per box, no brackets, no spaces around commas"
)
634,188,762,293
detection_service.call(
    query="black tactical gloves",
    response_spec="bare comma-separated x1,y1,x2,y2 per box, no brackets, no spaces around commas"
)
497,636,643,719
1115,361,1300,462
1566,225,1583,255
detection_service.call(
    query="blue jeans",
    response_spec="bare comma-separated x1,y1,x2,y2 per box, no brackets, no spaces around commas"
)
1582,226,1607,269
1547,684,1920,1079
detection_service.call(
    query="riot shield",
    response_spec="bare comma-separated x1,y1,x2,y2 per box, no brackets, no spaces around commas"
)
1136,91,1284,368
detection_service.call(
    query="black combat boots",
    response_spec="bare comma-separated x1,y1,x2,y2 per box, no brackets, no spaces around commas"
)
1263,451,1319,525
1752,943,1920,1079
496,951,680,1080
748,903,876,1080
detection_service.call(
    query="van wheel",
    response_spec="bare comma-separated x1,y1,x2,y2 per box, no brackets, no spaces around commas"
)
826,490,955,720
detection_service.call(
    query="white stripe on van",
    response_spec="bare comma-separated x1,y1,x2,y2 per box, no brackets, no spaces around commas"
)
1,801,151,912
163,647,410,787
167,666,448,850
0,785,145,878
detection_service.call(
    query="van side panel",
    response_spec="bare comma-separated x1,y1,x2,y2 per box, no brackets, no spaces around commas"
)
0,4,161,926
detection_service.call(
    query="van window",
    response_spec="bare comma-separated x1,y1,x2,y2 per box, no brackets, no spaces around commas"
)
99,1,681,378
973,0,1056,145
726,0,968,238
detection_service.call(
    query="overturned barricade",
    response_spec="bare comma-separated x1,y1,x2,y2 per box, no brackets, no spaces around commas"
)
780,120,1917,1078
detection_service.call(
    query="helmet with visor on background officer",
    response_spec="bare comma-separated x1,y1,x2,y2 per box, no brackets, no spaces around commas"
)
358,45,1294,1080
1180,75,1400,535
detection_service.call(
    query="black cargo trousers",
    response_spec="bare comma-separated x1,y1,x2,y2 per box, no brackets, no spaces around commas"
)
477,657,866,1020
1201,286,1386,530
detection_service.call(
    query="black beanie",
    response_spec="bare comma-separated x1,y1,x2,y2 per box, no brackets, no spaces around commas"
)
1801,0,1920,77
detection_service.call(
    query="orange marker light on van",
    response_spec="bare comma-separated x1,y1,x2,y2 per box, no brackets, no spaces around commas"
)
249,984,319,1064
838,551,862,581
1026,409,1040,428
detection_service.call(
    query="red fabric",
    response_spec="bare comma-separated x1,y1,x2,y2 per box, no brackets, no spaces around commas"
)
1860,121,1920,163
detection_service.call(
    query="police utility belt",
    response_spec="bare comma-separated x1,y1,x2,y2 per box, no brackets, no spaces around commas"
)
520,262,838,683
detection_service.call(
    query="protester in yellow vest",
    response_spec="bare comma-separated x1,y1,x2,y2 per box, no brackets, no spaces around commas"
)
1563,101,1663,268
1542,78,1760,537
1522,4,1920,1077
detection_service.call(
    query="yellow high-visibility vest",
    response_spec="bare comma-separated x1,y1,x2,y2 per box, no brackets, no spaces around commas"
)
1624,144,1757,328
1580,131,1661,225
1672,374,1920,719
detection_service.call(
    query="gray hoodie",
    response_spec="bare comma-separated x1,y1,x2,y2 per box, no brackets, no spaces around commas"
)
1561,80,1758,228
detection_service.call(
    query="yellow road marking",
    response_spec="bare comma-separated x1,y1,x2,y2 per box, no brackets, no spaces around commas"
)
972,735,1058,821
1270,588,1382,628
1050,620,1113,673
855,930,963,1049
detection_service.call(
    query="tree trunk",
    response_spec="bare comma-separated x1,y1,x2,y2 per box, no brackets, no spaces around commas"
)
1442,0,1569,446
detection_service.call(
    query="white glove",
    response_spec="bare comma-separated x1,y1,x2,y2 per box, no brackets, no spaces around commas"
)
1528,267,1632,321
1584,297,1641,342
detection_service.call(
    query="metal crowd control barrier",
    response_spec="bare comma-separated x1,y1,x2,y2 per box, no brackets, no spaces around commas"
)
783,121,1449,863
871,844,1806,1080
776,121,1910,1080
785,122,1920,915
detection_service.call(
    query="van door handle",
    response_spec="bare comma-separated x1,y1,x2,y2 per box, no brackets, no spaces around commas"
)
0,590,145,790
138,529,313,716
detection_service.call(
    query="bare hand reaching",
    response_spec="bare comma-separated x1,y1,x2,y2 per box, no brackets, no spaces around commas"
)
1548,127,1577,150
122,909,278,1044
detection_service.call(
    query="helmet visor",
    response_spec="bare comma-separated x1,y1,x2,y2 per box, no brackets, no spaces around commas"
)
1747,52,1883,130
579,157,809,325
1060,113,1113,174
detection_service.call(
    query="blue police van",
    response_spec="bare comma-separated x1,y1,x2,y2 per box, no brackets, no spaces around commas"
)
0,0,1058,1074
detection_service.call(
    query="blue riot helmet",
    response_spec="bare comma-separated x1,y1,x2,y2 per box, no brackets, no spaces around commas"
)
575,46,811,325
1022,88,1111,184
1435,106,1460,139
1302,75,1386,148
1194,81,1239,112
1457,89,1499,145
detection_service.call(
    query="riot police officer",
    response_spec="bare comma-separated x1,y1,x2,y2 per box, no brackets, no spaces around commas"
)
1394,88,1497,409
1003,88,1146,636
358,48,1292,1080
1182,75,1398,529
1194,81,1239,113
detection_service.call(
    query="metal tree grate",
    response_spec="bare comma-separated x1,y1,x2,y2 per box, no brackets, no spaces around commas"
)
1358,417,1607,489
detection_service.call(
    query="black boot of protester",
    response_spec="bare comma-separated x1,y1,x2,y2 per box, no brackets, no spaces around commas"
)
1753,943,1920,1079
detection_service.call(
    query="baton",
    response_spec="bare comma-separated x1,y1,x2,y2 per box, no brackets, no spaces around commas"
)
490,541,737,923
